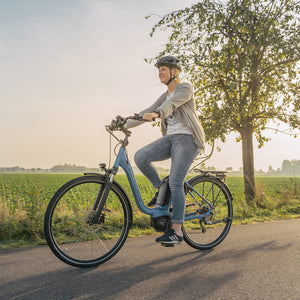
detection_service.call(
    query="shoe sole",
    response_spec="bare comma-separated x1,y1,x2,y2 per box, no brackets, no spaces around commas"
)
156,240,182,245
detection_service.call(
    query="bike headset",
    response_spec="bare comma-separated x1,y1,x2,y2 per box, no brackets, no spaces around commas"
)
155,56,182,85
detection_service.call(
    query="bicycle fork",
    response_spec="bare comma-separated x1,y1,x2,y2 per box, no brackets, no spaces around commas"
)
86,168,117,225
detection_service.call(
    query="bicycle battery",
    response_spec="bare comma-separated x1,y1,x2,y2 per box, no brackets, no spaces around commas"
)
156,176,171,206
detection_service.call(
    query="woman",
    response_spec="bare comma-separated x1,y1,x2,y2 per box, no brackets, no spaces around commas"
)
125,56,205,245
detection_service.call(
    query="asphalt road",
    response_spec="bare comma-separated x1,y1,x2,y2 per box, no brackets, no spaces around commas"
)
1,219,299,300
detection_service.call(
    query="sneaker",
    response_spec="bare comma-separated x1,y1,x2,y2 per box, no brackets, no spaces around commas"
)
147,191,159,207
155,229,183,245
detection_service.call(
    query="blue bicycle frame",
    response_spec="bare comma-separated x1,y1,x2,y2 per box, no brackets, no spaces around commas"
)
112,146,214,221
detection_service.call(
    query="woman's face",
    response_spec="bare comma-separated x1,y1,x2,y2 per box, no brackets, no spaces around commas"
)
158,66,171,84
159,66,178,84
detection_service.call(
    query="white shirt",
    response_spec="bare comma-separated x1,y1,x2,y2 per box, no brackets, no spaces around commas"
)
166,92,193,136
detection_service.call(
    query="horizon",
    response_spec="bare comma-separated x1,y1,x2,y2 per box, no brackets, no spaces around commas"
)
1,157,300,174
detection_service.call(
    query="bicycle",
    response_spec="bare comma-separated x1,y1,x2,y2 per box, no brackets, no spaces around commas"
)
44,115,233,268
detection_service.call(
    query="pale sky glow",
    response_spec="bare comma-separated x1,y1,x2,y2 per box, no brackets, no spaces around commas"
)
0,0,299,172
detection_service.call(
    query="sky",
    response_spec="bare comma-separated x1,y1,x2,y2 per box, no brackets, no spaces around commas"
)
0,0,299,172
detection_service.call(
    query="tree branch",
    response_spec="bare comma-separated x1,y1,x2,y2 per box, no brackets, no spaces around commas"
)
264,126,300,136
260,56,300,76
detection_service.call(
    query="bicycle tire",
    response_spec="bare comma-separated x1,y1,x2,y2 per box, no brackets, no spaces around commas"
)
44,175,132,268
183,175,233,250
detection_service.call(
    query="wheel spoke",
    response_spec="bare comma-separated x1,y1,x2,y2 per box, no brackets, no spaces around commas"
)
44,176,131,267
183,176,233,250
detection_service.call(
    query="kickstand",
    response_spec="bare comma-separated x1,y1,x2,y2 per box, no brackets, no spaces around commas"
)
200,219,206,233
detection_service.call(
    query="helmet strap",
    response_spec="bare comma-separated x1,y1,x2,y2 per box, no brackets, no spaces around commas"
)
165,67,179,86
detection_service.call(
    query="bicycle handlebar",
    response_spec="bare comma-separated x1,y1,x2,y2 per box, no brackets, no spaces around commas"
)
105,114,146,147
107,114,143,132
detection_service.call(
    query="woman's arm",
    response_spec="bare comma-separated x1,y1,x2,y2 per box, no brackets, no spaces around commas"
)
125,93,167,129
155,83,193,119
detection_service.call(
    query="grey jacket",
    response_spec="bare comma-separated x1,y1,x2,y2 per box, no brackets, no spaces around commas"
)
126,83,205,149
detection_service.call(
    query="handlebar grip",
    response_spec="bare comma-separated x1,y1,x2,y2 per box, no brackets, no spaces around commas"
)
132,113,156,122
108,114,152,131
132,113,144,121
109,120,117,130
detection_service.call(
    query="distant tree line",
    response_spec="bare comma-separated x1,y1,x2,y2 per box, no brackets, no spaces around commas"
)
266,160,300,175
49,164,99,173
0,164,99,173
197,159,300,175
0,160,299,175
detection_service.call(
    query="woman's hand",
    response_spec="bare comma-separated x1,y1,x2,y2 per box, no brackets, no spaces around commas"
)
143,112,159,122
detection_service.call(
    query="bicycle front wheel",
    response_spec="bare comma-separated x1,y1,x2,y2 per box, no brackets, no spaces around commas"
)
183,175,233,250
44,175,132,268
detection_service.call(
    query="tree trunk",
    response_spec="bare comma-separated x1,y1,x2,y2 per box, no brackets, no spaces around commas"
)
239,125,255,202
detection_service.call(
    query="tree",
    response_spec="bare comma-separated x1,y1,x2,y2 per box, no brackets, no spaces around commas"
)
281,159,300,174
268,165,275,173
148,0,300,202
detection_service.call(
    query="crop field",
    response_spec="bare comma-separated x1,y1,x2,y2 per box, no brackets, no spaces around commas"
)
0,173,299,249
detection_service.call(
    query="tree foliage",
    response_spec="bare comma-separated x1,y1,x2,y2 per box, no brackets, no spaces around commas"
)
148,0,300,144
147,0,300,201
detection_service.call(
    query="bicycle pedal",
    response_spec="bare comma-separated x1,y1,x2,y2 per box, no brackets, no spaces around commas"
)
161,243,174,247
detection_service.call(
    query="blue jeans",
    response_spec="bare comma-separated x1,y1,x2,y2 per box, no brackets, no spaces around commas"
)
134,134,200,224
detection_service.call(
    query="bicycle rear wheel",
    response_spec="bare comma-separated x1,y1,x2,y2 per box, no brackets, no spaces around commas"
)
183,175,233,250
44,175,132,268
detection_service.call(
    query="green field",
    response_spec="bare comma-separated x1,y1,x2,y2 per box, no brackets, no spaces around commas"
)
0,173,299,249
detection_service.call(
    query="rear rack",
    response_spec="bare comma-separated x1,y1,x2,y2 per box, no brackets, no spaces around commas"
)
194,169,227,180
